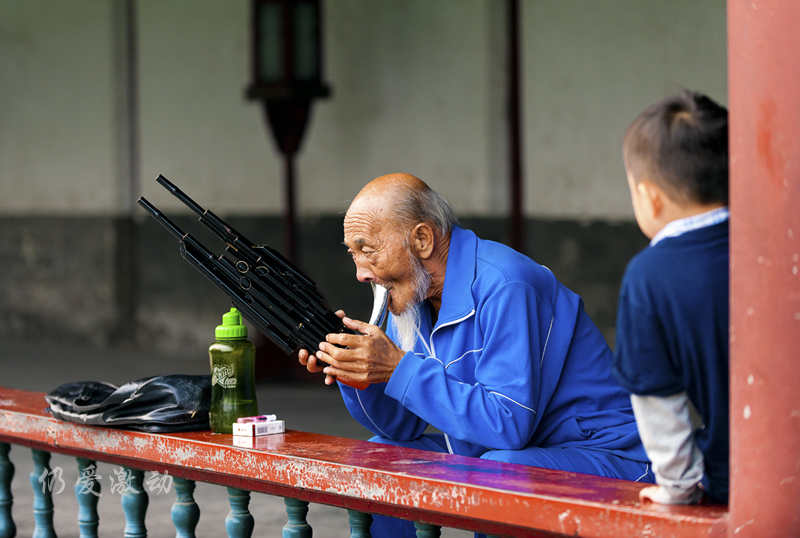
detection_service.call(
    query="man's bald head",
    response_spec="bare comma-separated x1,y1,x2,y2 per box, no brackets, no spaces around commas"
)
348,173,459,239
353,173,428,203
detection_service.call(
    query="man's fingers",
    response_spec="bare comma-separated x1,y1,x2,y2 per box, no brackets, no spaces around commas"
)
322,364,364,382
315,347,342,369
342,316,371,334
301,351,328,373
324,332,366,351
326,319,382,348
298,348,316,368
298,348,309,364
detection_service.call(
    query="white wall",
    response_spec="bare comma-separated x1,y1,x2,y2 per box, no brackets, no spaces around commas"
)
303,0,499,215
523,0,728,219
137,0,280,213
0,1,118,215
0,0,727,219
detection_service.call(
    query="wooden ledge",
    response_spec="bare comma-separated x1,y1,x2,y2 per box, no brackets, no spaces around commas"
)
0,387,728,537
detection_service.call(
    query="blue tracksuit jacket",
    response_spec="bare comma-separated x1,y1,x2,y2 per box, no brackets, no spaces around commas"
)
340,226,647,462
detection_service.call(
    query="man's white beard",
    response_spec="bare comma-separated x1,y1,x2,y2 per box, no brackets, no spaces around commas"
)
393,252,432,352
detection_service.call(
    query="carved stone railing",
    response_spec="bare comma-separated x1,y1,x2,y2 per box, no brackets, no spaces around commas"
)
0,386,728,537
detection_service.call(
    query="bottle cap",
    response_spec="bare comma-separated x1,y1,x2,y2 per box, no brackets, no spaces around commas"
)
215,307,248,340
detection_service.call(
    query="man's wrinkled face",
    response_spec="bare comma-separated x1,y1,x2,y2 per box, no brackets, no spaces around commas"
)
344,208,427,316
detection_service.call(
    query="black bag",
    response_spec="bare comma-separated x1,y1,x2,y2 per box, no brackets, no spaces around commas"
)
46,375,211,432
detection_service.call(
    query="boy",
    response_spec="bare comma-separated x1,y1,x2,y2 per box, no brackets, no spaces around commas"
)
612,89,729,504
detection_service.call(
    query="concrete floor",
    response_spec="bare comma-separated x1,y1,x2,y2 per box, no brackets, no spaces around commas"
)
1,338,469,538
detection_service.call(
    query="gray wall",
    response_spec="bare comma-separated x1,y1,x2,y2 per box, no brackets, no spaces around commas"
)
0,213,645,360
0,1,726,364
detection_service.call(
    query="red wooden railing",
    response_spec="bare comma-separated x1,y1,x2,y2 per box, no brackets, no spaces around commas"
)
0,386,728,538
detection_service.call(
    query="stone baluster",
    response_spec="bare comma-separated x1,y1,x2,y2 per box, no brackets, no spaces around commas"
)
171,477,200,538
225,488,254,538
74,458,101,538
282,498,311,538
0,443,15,538
121,468,148,538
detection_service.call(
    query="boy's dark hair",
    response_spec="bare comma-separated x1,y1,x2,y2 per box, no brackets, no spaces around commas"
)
623,89,729,206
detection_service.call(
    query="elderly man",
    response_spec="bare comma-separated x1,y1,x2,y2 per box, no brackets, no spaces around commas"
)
300,173,651,534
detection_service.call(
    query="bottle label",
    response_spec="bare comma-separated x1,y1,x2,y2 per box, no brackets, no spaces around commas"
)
212,364,237,388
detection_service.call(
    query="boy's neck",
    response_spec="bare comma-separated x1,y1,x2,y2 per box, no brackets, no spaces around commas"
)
650,202,728,240
664,201,727,223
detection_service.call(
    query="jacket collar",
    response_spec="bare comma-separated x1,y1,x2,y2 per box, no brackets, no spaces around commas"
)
435,225,477,327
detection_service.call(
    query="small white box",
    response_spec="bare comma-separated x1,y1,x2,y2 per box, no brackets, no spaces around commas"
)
232,420,285,437
233,433,285,449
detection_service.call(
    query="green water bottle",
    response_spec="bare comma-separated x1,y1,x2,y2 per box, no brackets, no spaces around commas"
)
209,307,259,433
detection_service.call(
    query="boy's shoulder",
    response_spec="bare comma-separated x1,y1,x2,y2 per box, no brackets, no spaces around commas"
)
629,221,728,268
623,222,729,292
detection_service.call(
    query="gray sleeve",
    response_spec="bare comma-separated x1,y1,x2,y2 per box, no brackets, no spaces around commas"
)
630,392,705,504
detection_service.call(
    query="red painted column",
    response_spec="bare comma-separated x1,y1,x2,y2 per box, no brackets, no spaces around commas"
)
728,1,800,535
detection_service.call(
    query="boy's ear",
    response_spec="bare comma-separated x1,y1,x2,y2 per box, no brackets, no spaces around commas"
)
637,180,664,218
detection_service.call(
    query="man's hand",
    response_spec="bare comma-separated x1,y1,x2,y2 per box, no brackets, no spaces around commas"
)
297,310,343,385
297,310,404,386
312,316,406,385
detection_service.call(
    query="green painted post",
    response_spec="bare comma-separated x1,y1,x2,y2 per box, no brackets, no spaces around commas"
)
0,443,15,538
346,509,373,538
121,468,148,538
30,449,56,538
282,498,311,538
74,458,100,538
225,488,254,538
413,521,441,538
171,478,200,538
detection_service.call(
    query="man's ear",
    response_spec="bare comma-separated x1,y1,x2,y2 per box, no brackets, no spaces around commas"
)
411,223,435,259
638,180,663,218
